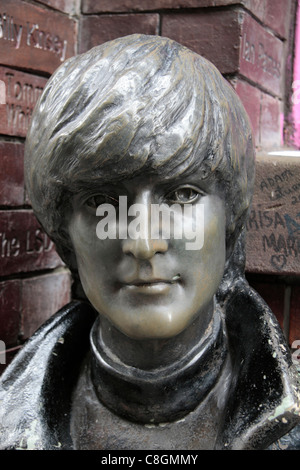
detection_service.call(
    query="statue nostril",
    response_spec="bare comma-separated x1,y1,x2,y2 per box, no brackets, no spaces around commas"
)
122,237,168,260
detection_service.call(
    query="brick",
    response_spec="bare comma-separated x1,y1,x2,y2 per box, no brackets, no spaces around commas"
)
0,141,24,206
242,0,265,22
21,271,71,339
162,10,284,96
81,0,269,21
239,13,283,97
260,93,282,148
232,79,282,148
289,286,300,346
234,79,261,146
82,0,239,13
161,10,241,75
240,0,291,38
0,1,77,74
0,210,63,276
0,67,47,137
79,14,159,53
263,0,292,39
35,0,79,15
0,279,21,345
245,153,300,275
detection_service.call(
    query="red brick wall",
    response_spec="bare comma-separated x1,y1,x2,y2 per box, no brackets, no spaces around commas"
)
1,0,299,373
0,0,77,372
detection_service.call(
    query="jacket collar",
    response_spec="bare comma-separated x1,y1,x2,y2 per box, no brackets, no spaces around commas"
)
217,279,300,449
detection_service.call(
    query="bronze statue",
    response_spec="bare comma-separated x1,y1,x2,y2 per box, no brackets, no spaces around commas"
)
0,34,299,450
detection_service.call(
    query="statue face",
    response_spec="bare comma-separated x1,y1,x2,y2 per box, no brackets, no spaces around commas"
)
68,168,226,340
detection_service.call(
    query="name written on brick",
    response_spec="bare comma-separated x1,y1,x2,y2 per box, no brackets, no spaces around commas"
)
246,160,300,274
0,228,53,259
0,12,67,62
0,67,47,137
240,14,283,97
0,229,53,258
242,34,281,80
0,211,62,276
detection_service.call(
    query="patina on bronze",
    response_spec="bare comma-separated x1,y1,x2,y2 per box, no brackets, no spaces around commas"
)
0,34,300,450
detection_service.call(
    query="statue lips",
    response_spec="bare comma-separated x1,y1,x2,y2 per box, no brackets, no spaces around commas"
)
120,275,181,295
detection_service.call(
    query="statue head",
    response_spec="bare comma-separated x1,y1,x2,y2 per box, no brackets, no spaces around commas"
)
25,34,255,340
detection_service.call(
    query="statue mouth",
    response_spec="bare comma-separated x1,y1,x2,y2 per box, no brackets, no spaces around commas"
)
120,274,181,294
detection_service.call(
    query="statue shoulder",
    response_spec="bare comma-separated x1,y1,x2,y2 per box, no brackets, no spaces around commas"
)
0,300,96,450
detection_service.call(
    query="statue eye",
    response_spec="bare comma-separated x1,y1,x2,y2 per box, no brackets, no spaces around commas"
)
167,186,203,204
85,194,119,208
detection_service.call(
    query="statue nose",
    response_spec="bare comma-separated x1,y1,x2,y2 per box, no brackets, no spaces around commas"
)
121,189,169,259
122,237,168,260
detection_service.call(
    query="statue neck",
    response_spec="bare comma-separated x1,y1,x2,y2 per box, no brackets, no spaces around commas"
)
96,299,215,370
90,301,228,424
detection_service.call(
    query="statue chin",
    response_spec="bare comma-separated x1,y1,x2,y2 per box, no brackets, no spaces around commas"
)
0,34,299,451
